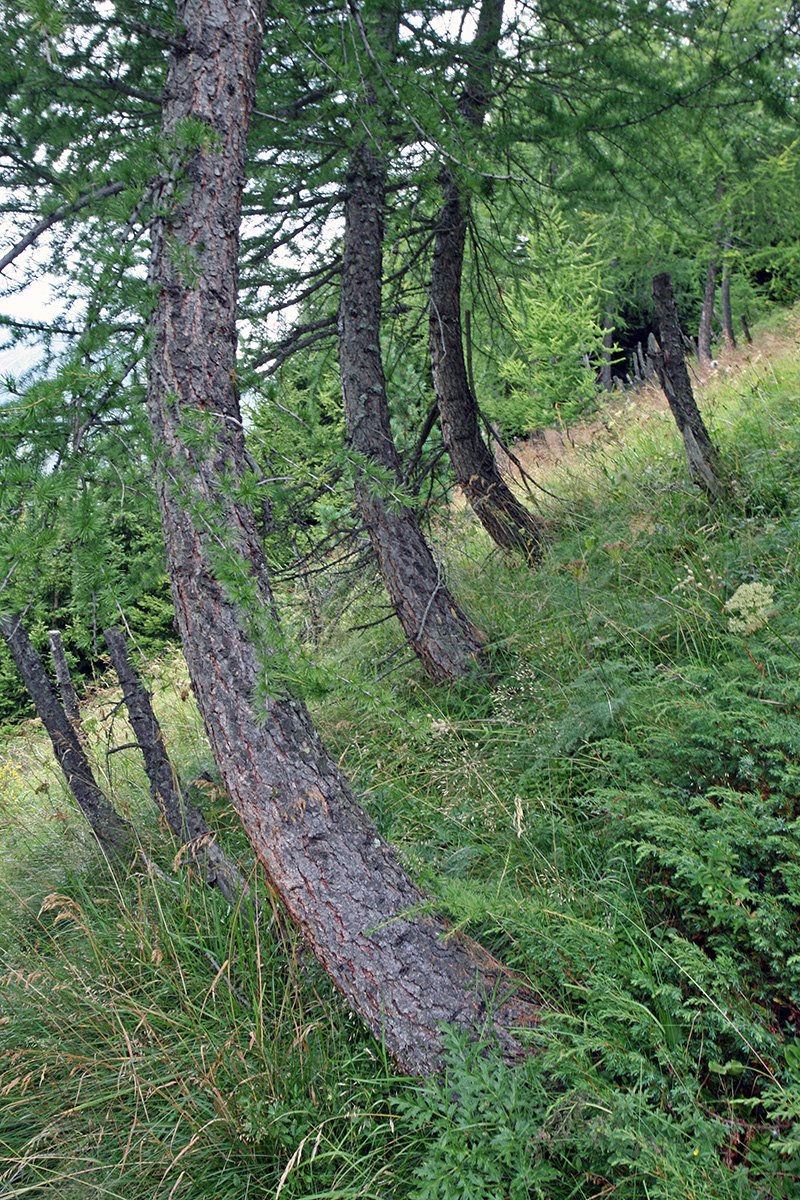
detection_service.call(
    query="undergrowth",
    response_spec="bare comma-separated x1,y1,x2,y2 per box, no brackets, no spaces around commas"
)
2,315,800,1197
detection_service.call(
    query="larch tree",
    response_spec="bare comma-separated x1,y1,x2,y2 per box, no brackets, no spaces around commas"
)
142,0,537,1074
652,271,723,498
429,0,545,564
337,0,486,681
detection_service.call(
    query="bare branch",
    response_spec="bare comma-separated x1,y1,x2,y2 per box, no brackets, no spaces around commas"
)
0,181,125,275
249,314,338,374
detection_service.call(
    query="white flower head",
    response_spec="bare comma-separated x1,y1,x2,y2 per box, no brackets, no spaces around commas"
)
724,582,774,635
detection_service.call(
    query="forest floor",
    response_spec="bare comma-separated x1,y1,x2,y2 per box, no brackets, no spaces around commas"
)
2,307,800,1199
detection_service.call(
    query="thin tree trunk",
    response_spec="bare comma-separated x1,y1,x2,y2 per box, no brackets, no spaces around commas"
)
48,628,85,741
721,255,736,350
339,4,485,680
698,255,718,364
652,273,723,499
741,314,753,344
146,0,537,1075
600,312,615,391
429,0,544,565
1,614,131,854
104,627,248,907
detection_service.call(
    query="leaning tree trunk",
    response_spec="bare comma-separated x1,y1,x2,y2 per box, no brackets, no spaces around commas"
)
0,614,131,854
104,627,248,907
429,0,544,565
698,255,718,365
48,628,84,739
652,273,723,499
146,0,537,1075
339,5,485,681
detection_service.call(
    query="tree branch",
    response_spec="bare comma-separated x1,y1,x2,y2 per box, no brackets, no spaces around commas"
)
0,181,125,274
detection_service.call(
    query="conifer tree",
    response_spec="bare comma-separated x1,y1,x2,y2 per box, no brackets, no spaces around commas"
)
429,0,545,564
142,0,537,1075
338,0,485,679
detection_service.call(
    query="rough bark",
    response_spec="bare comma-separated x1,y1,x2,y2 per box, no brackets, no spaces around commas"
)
652,273,723,498
698,256,718,364
429,0,544,565
48,628,84,740
146,0,537,1075
1,614,131,854
104,626,248,906
339,6,485,680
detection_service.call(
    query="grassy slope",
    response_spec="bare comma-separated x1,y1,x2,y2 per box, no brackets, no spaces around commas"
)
2,310,800,1198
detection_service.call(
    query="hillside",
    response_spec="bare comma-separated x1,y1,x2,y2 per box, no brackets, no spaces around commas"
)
2,308,800,1199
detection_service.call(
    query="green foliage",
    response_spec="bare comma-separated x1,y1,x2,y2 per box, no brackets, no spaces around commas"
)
496,212,607,435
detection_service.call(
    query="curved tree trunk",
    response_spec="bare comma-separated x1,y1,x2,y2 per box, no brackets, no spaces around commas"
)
429,0,545,565
146,0,537,1076
339,4,485,681
652,273,723,498
0,614,131,854
105,626,248,907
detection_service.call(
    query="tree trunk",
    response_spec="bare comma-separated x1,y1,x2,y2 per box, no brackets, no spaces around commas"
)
741,314,753,344
698,256,718,364
104,627,248,907
430,175,545,564
721,257,736,350
429,0,544,566
600,312,615,391
652,273,723,499
48,628,85,742
339,7,485,681
146,0,537,1075
0,613,131,854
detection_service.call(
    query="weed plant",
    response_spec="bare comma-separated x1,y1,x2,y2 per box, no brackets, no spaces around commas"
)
2,319,800,1196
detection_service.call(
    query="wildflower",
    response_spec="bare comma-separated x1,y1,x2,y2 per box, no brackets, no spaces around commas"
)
724,582,774,635
672,563,696,593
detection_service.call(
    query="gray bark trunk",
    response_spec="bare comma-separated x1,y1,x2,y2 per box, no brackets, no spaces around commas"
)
48,628,85,742
1,614,131,854
721,254,736,350
339,3,485,679
698,257,718,364
145,0,537,1075
429,0,544,565
652,273,723,499
104,626,248,906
